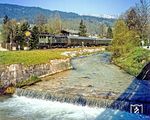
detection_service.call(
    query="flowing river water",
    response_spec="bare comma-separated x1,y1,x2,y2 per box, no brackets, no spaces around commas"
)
0,53,149,120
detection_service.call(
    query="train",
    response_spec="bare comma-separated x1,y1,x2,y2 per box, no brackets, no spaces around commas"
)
38,33,112,49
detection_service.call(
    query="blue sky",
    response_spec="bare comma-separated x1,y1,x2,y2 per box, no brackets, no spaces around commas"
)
0,0,137,16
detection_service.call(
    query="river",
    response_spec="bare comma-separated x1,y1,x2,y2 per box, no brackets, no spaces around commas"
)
0,53,149,120
25,53,133,97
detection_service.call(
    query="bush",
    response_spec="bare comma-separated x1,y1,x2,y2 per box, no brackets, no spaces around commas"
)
114,48,150,76
111,20,140,58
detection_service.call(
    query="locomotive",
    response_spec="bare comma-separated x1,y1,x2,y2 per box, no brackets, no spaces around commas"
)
38,33,112,49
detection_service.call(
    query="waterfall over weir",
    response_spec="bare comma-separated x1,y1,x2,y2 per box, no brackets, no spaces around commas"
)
14,88,150,119
15,88,114,108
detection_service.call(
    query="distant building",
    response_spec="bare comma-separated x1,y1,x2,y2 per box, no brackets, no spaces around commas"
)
61,30,79,36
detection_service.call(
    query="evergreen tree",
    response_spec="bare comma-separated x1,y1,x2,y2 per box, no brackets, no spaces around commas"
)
79,20,87,36
15,25,23,50
20,22,30,32
3,15,9,24
29,26,39,49
106,26,113,38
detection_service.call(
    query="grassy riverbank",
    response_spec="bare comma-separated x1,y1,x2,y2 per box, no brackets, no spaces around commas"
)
0,47,103,66
113,47,150,76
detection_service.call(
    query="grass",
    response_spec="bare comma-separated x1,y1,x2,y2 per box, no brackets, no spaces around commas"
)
0,49,66,66
0,47,102,66
0,34,2,43
113,47,150,76
16,75,41,88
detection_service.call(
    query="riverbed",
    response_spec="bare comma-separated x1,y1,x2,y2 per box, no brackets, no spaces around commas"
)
25,53,133,101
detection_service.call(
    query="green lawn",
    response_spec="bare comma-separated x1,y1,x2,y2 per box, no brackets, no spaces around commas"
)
0,47,101,66
0,49,67,66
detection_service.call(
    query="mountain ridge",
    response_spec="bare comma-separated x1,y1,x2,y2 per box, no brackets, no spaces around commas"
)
0,3,115,23
0,3,116,34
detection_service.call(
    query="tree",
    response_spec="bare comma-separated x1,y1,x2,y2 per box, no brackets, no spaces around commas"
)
46,19,54,34
111,20,139,57
112,20,128,57
106,26,113,38
29,26,39,49
2,17,18,45
8,20,18,44
53,12,62,34
124,8,141,45
2,15,10,42
14,25,23,50
19,21,30,49
99,23,107,38
135,0,150,40
35,14,47,32
125,8,140,31
20,21,30,32
79,20,87,36
3,15,9,24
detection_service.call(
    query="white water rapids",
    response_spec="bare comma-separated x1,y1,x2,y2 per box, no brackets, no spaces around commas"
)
0,95,149,120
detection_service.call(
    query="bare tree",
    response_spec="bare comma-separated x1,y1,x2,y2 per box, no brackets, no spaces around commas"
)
136,0,150,40
125,8,140,31
99,23,107,38
35,14,47,32
53,12,62,34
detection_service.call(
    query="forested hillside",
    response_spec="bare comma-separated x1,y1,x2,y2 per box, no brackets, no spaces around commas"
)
0,4,116,34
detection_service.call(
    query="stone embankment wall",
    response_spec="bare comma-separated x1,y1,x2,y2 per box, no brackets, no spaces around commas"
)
0,47,104,90
0,58,72,87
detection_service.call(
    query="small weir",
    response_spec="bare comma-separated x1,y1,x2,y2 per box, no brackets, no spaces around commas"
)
15,88,114,108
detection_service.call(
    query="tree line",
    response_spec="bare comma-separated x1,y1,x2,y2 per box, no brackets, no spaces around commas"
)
1,12,113,50
1,13,63,50
2,16,39,50
111,0,150,57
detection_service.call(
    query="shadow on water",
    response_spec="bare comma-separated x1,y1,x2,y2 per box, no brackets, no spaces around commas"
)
95,62,150,120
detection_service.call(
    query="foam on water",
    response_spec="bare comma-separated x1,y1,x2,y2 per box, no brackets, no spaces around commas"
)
0,95,149,120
